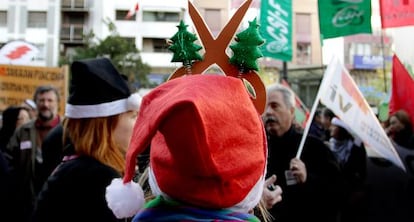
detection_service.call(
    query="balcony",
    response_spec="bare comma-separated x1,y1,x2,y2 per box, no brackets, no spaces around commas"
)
60,24,86,44
61,0,89,12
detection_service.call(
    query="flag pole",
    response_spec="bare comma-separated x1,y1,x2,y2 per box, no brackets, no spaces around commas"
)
281,61,288,83
295,92,319,159
380,29,388,93
295,56,337,159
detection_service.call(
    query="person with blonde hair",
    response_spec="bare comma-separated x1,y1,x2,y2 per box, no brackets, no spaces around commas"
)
32,57,141,222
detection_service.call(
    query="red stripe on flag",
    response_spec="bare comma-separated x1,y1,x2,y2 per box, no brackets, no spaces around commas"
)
125,2,139,20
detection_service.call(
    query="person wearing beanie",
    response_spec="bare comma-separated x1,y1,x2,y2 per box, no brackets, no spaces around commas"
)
329,117,367,222
105,74,272,221
31,57,142,222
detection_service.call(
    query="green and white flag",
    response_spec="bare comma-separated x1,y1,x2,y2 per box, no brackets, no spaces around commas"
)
319,0,372,39
259,0,292,61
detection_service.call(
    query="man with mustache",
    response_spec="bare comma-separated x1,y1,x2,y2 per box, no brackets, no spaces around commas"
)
263,83,341,222
5,85,61,222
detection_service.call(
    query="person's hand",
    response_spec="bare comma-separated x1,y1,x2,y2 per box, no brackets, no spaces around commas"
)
290,158,307,183
262,175,282,209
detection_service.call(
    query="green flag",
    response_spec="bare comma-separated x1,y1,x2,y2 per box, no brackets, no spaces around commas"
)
318,0,372,39
259,0,292,61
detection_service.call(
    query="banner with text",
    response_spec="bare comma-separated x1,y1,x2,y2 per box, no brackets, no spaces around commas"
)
380,0,414,28
259,0,292,61
0,64,68,116
319,0,372,39
317,57,405,171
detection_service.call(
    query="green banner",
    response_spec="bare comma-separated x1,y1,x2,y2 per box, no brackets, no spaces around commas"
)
259,0,292,61
319,0,372,39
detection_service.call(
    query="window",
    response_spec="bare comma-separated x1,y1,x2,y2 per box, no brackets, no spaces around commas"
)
204,9,221,35
28,12,47,28
295,13,311,65
122,37,136,47
62,0,87,9
352,43,371,56
142,11,180,22
116,10,133,21
296,42,311,65
34,44,45,61
0,11,6,27
142,38,169,53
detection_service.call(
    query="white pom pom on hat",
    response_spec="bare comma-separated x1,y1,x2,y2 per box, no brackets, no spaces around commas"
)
105,178,145,219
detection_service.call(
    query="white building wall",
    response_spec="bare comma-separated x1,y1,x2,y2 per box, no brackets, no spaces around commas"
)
89,0,188,70
1,0,60,67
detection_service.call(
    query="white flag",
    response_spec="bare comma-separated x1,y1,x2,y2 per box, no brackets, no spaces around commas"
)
0,40,39,65
317,56,405,171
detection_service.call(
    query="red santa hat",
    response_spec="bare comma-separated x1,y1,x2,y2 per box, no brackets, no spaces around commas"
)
106,74,267,218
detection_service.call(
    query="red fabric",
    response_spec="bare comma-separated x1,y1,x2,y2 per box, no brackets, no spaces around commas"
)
124,75,267,209
125,2,139,20
389,55,414,129
380,0,414,28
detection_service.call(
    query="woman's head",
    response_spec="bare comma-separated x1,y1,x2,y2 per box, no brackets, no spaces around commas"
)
388,110,412,134
0,106,31,146
63,110,137,174
63,57,142,174
330,117,353,141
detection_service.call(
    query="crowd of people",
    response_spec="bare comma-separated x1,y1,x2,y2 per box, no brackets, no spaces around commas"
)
0,56,413,222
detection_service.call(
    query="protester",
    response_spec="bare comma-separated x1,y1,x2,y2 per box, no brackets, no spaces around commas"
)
329,117,367,222
262,83,341,222
21,99,38,120
31,57,142,222
0,106,31,152
105,74,277,221
5,85,60,222
321,107,336,143
308,108,325,141
0,105,31,221
386,109,414,149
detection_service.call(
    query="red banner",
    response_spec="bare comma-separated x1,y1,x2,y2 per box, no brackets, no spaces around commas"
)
380,0,414,28
389,55,414,130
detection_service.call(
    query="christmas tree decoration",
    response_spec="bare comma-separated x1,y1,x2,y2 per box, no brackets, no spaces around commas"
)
167,0,266,114
168,20,203,74
229,18,265,73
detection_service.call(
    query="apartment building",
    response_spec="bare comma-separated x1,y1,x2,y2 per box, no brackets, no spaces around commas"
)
1,0,407,105
0,0,61,66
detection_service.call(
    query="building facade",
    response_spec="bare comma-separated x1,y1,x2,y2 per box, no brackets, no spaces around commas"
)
0,0,407,107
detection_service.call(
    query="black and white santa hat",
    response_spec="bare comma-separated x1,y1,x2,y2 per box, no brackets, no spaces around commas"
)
65,57,141,118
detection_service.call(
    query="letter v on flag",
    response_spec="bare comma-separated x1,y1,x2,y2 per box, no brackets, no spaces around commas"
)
125,2,139,20
316,56,405,171
389,54,414,130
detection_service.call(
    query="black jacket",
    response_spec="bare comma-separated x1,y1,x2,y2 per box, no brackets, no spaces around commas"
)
266,126,341,222
32,155,125,222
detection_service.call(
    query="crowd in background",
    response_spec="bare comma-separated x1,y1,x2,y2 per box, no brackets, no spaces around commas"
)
0,58,413,222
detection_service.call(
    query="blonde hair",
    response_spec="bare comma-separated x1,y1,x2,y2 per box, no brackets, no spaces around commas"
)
62,116,126,174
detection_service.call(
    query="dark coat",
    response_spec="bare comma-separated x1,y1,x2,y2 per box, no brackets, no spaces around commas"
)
336,143,368,222
5,119,61,222
266,126,341,222
364,144,414,222
32,155,125,222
